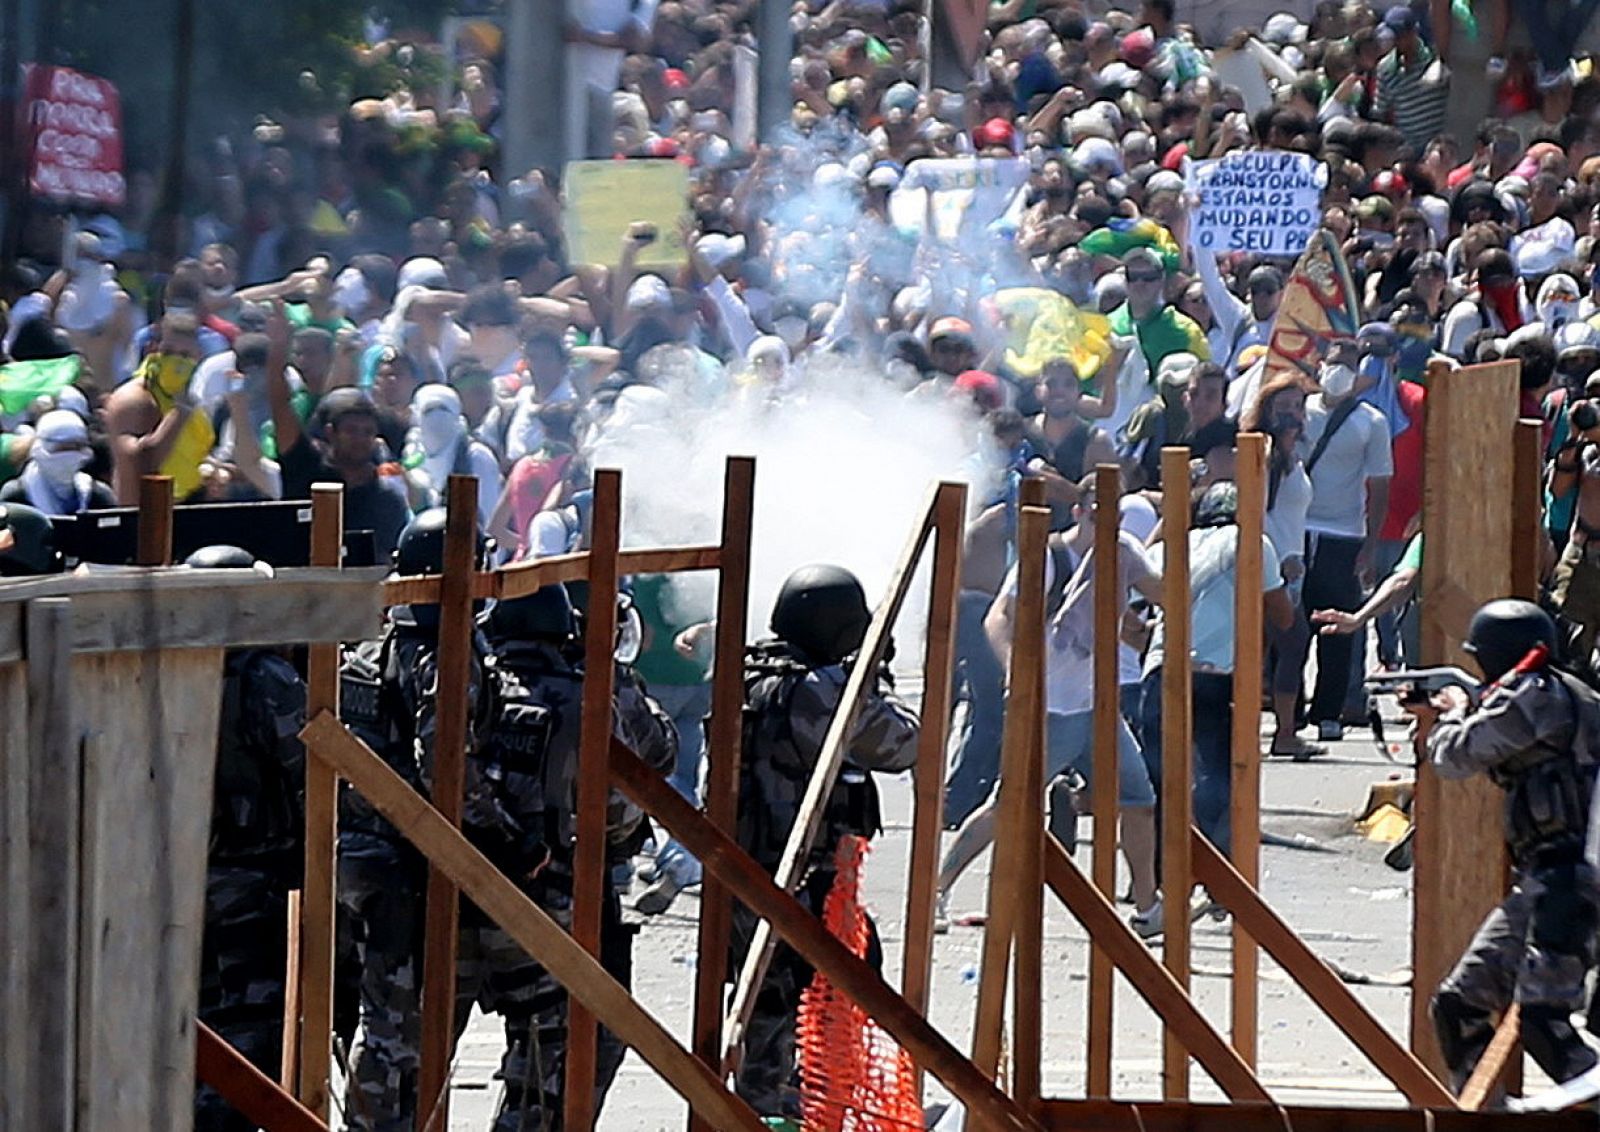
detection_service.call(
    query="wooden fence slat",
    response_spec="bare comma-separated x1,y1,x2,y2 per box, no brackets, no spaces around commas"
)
136,474,175,566
1041,837,1269,1102
301,714,770,1132
416,475,480,1128
1459,1006,1519,1111
197,1021,329,1132
382,545,726,606
1088,463,1121,1098
1159,446,1194,1100
903,482,967,1032
565,468,622,1131
606,733,1043,1132
722,488,936,1069
1231,432,1266,1068
1015,505,1049,1107
1189,831,1456,1107
972,503,1049,1081
690,456,755,1132
290,483,343,1113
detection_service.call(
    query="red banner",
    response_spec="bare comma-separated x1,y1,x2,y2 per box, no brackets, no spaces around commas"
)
24,64,125,208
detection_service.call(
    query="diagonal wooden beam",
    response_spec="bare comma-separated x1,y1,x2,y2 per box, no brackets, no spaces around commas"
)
1460,1006,1520,1111
1189,831,1457,1108
608,733,1044,1132
197,1020,329,1132
301,712,769,1132
1041,837,1269,1102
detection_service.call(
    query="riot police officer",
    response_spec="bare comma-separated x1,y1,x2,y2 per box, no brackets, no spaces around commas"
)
731,564,920,1117
465,581,676,1129
1409,599,1600,1094
186,546,307,1132
0,501,61,575
337,508,493,1132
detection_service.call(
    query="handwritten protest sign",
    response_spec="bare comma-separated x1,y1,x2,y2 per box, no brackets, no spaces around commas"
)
1186,150,1324,256
25,65,124,208
889,156,1029,243
562,159,690,270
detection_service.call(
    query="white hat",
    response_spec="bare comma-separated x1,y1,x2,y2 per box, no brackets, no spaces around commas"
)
397,256,449,291
625,273,672,312
1073,136,1124,174
1157,351,1201,386
696,232,747,269
1263,12,1308,44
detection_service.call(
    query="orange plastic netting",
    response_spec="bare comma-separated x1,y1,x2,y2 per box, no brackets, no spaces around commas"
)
796,835,924,1132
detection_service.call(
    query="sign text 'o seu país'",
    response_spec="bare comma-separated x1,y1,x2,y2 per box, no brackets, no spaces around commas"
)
1185,150,1325,257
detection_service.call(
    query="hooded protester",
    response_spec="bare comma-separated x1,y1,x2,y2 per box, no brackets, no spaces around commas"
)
402,383,501,526
0,408,115,515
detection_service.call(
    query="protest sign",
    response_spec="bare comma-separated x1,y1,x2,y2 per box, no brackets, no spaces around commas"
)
1186,150,1323,256
889,156,1029,243
25,65,124,208
562,159,690,270
1263,228,1361,384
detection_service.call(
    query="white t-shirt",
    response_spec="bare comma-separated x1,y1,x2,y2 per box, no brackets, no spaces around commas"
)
999,530,1156,716
1144,526,1283,674
1300,395,1393,540
1264,460,1311,566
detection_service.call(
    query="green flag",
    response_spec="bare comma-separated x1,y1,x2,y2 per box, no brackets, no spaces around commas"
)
0,355,81,416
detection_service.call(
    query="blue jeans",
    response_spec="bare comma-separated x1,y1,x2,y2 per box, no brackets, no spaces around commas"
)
1517,0,1600,73
649,682,713,887
943,589,1007,828
1138,667,1236,860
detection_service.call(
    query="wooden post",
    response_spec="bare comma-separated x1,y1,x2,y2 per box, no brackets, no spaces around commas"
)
1460,1006,1519,1110
1014,504,1048,1109
689,455,754,1132
1512,419,1543,601
416,475,480,1128
1231,432,1266,1068
136,475,174,566
903,481,967,1034
1086,462,1121,1098
972,503,1049,1080
1412,362,1518,1075
1159,446,1193,1100
565,468,623,1132
290,483,344,1113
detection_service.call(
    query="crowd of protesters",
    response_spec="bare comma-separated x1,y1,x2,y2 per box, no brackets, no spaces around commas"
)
6,0,1600,1028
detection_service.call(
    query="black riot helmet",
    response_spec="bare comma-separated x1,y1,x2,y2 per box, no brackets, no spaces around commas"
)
0,503,60,576
1464,598,1557,681
488,583,577,643
184,544,258,569
770,563,872,665
393,507,492,576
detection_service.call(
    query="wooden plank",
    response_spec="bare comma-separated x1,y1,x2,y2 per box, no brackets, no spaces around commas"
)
381,544,725,606
1512,420,1542,601
416,475,480,1129
1414,361,1518,1076
1042,837,1269,1102
196,1021,330,1132
1231,432,1266,1068
1190,831,1456,1107
75,646,224,1132
1459,1006,1519,1111
903,482,967,1034
300,714,770,1132
565,467,622,1132
1014,505,1049,1108
606,732,1044,1132
722,487,937,1070
136,474,174,565
1039,1098,1594,1132
20,599,77,1132
690,455,754,1132
972,503,1049,1080
1160,446,1194,1100
1087,463,1121,1098
0,658,25,1132
292,484,343,1114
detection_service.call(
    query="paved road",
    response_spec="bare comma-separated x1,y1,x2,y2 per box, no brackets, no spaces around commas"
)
432,706,1513,1129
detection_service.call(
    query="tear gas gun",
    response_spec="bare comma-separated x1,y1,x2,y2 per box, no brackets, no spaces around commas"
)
1363,666,1483,706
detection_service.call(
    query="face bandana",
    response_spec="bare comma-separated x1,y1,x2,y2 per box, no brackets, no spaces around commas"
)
142,353,197,410
31,445,90,488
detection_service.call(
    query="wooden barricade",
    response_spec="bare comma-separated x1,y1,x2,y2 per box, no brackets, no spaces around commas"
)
1230,433,1266,1067
1087,463,1121,1098
1160,445,1195,1100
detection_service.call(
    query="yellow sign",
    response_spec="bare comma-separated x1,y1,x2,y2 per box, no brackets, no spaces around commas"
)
562,159,690,270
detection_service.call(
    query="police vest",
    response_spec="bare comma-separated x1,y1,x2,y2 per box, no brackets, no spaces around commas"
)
212,650,302,873
1491,669,1600,862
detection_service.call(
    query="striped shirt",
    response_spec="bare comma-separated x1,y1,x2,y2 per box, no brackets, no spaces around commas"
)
1374,44,1450,154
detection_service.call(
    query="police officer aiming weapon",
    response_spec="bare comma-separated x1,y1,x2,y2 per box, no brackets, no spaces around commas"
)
1402,598,1600,1097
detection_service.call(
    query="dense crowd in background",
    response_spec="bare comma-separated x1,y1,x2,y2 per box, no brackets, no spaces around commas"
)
11,0,1600,1116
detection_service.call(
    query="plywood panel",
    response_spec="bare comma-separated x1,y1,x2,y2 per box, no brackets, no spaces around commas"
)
75,646,224,1132
1413,360,1518,1075
0,661,27,1132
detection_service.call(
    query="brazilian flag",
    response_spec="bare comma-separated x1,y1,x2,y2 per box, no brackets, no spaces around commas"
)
0,355,81,416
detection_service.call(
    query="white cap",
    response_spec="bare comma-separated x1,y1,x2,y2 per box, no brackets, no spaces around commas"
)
696,232,747,269
625,273,672,312
1157,351,1201,386
397,256,449,290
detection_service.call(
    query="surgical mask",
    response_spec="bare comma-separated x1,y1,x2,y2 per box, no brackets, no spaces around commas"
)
32,446,89,487
418,409,461,455
1319,362,1358,398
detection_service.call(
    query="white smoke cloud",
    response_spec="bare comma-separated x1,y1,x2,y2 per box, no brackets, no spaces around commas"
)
593,360,996,661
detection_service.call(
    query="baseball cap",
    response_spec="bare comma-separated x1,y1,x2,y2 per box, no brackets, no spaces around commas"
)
974,117,1016,149
1355,195,1396,222
1120,28,1156,69
1157,351,1200,386
930,316,975,343
954,369,1003,410
1371,170,1410,198
1383,5,1417,31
